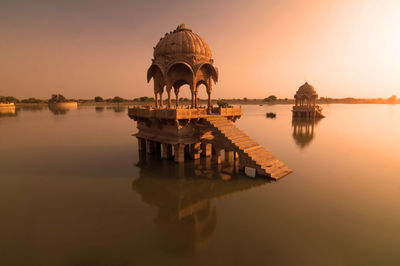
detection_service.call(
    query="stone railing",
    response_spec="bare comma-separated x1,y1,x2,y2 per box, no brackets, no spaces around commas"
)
213,106,242,116
128,106,242,120
292,105,321,112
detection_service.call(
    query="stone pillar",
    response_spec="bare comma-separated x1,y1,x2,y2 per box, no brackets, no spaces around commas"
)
146,140,155,154
159,92,163,108
190,84,195,108
175,88,179,108
215,148,222,165
207,93,212,114
167,89,171,108
174,143,185,163
207,80,212,113
137,138,146,152
190,142,201,160
201,143,212,157
154,92,158,108
225,150,234,162
162,143,173,159
205,156,212,170
234,152,238,160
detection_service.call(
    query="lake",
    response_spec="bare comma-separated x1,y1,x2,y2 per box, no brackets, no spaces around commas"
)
0,104,399,266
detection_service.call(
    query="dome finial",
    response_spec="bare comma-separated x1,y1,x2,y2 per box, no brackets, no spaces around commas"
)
176,24,191,32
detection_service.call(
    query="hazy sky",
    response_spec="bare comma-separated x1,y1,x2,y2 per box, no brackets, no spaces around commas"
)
1,0,399,99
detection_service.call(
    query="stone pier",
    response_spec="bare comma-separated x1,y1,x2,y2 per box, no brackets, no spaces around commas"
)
130,107,292,180
128,24,292,180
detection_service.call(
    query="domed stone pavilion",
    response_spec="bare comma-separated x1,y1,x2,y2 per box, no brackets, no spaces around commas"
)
147,24,218,110
128,25,292,180
292,82,324,118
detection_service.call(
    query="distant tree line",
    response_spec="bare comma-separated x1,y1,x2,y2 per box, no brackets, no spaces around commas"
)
319,95,398,104
94,96,156,103
2,94,399,105
216,99,231,108
263,95,277,102
0,96,19,103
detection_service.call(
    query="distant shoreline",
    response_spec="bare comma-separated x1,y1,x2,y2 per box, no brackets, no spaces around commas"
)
14,99,399,107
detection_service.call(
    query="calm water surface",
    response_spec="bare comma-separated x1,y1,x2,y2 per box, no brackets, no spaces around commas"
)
1,104,399,266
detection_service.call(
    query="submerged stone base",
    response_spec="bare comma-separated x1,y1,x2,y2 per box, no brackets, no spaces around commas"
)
129,106,292,180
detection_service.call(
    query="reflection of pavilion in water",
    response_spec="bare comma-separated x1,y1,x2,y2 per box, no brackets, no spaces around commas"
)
292,117,321,149
132,153,270,255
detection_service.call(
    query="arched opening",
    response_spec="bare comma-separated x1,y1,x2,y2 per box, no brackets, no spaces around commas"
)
195,64,217,110
173,83,192,108
167,62,194,108
196,63,218,83
196,81,208,109
147,64,165,108
300,95,308,107
311,95,317,107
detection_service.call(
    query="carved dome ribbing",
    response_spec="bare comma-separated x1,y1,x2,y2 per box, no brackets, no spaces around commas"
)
153,24,212,60
147,25,218,109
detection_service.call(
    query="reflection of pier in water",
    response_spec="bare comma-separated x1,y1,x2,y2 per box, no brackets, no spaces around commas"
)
132,154,270,255
292,117,321,149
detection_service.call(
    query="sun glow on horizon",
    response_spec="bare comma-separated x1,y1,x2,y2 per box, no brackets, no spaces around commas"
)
0,0,399,99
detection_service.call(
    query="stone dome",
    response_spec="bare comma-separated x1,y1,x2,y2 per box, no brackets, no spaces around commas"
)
148,25,218,109
153,24,212,59
296,82,317,97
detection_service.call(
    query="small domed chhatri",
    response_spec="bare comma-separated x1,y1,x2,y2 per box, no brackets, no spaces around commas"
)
292,82,324,118
147,24,218,110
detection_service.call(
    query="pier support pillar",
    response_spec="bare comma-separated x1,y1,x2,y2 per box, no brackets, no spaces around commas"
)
225,150,234,162
161,143,173,159
205,157,212,170
174,143,185,163
190,142,201,160
201,143,212,157
137,138,146,152
215,149,222,165
146,140,156,154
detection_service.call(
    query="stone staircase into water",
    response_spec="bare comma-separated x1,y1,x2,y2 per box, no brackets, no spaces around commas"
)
205,115,292,180
315,109,325,118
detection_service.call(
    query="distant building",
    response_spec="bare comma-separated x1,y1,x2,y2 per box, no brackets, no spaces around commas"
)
292,82,324,118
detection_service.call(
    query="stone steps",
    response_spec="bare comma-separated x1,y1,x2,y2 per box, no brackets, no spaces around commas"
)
205,115,292,180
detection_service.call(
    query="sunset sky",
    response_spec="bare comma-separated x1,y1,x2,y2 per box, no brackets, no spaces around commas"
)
1,0,399,99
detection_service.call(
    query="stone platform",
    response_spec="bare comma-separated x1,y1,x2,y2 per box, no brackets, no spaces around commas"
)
128,106,292,180
292,105,324,118
128,106,242,120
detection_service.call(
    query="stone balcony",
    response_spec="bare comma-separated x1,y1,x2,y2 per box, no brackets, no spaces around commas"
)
128,106,242,120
